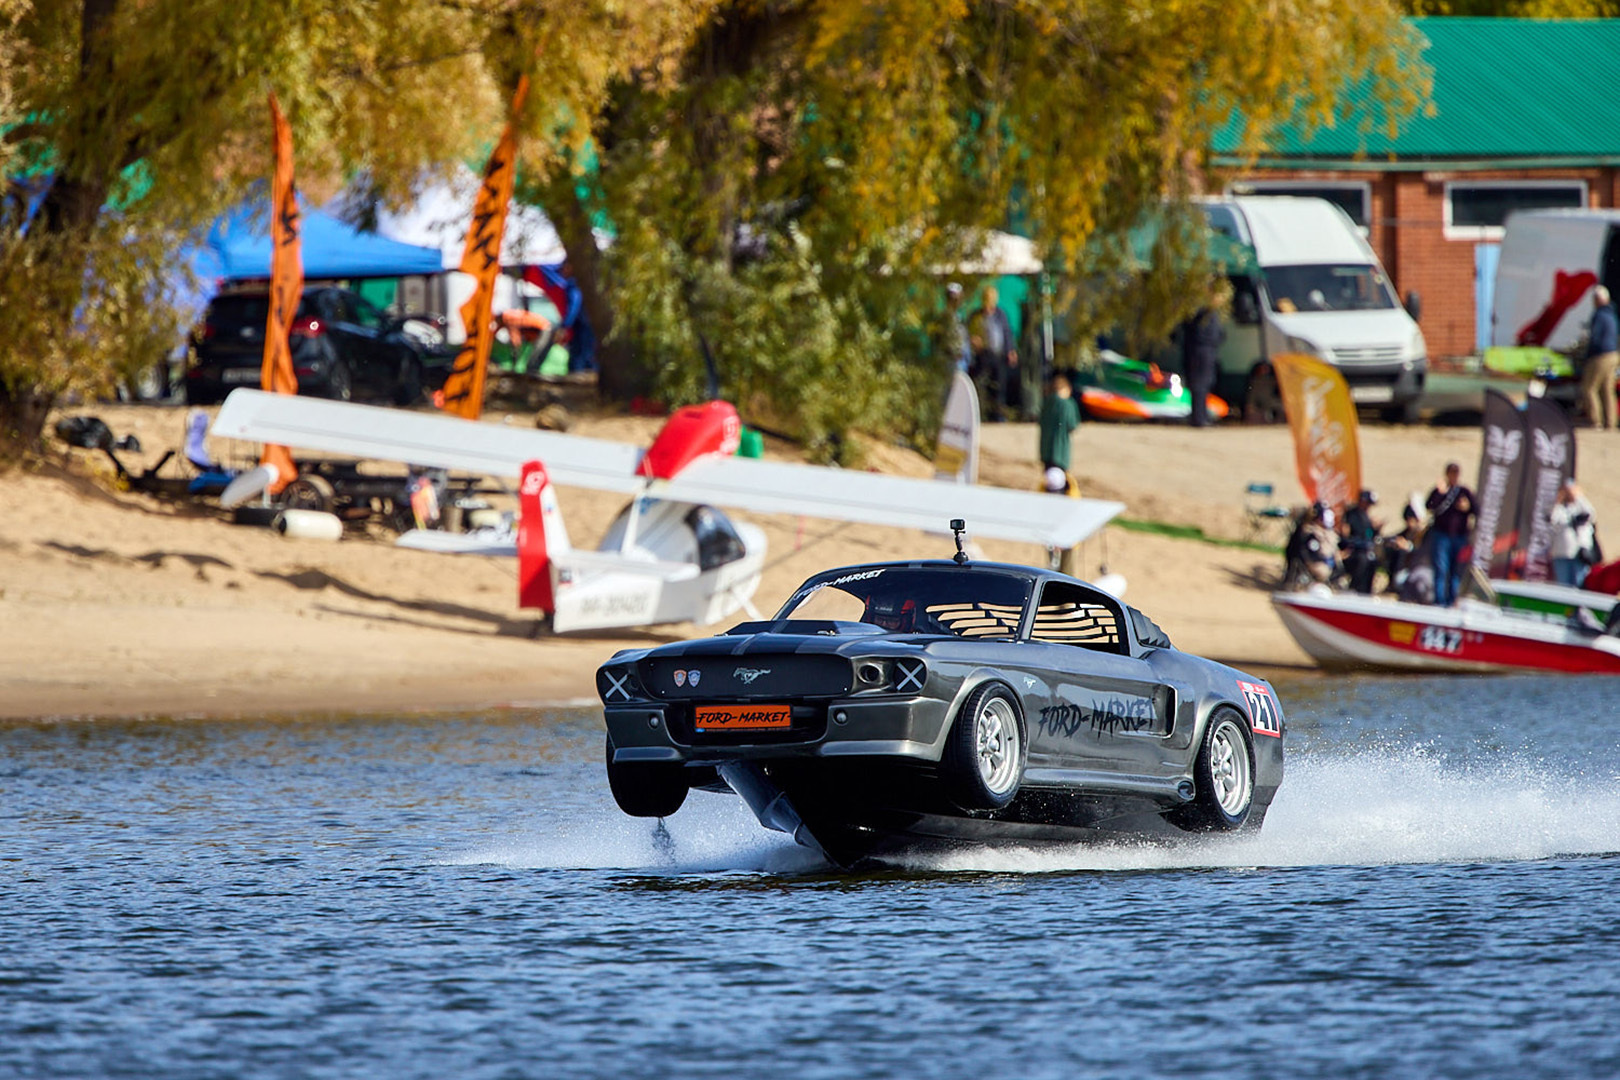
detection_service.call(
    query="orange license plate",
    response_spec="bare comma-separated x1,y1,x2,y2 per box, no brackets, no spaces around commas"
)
693,704,793,730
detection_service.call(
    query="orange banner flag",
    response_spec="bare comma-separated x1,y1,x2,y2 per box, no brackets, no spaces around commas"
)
439,76,530,420
1272,352,1361,511
259,91,301,492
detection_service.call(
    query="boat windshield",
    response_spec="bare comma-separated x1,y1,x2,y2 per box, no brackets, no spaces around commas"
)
777,567,1032,639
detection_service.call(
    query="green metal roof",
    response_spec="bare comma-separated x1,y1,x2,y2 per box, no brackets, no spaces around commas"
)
1212,18,1620,164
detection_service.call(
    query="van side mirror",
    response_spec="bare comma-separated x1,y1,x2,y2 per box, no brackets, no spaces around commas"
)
1233,291,1260,326
1404,290,1422,321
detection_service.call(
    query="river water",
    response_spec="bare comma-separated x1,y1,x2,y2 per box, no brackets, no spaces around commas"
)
4,674,1620,1079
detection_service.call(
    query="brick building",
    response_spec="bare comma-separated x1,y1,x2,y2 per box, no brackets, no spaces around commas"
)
1210,17,1620,362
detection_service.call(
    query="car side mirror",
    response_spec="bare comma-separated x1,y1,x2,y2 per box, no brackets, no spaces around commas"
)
1233,292,1259,326
1404,290,1422,321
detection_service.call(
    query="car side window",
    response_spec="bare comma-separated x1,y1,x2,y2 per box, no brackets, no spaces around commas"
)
328,292,357,324
1028,581,1125,653
353,297,383,329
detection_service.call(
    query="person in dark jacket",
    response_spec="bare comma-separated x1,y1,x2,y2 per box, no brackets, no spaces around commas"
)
1182,279,1230,427
1425,461,1475,607
969,286,1019,421
1341,489,1381,594
1580,285,1619,430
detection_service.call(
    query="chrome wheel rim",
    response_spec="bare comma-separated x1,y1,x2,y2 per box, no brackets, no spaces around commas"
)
975,697,1021,796
1209,719,1253,817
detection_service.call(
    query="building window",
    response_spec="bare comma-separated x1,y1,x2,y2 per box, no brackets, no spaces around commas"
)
1443,180,1587,240
1228,180,1372,231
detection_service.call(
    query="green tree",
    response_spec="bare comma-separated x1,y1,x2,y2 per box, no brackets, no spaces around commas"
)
540,0,1428,459
0,0,712,450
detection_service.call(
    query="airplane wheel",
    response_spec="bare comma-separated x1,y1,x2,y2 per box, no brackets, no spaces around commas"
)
943,683,1025,811
1172,708,1254,832
280,475,336,514
605,736,688,817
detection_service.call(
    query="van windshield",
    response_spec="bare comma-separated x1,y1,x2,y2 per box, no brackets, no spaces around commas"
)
1263,265,1396,313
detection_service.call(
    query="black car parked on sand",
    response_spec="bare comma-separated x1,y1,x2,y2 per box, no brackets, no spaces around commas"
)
597,553,1288,868
185,286,427,406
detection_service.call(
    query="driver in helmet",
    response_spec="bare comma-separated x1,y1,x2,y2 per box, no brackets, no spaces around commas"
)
864,595,917,633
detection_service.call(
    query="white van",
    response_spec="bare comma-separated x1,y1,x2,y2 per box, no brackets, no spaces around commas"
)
1492,208,1620,353
1197,196,1428,422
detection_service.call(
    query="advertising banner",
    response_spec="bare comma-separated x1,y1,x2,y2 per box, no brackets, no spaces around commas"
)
1516,395,1577,582
259,92,301,492
1470,389,1529,579
1272,352,1360,510
439,77,530,420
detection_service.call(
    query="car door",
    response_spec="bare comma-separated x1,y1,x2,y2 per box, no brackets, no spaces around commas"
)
349,295,396,395
323,290,376,394
1021,580,1179,786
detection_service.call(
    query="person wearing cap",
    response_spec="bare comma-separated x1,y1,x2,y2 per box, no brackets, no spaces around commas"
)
1581,285,1619,430
1382,503,1426,594
1038,371,1080,488
1341,489,1382,594
1425,462,1476,606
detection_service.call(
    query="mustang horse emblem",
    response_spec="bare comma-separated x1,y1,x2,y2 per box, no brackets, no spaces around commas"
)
734,667,771,685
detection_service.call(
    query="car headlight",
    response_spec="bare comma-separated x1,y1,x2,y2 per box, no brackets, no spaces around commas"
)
1284,335,1324,359
1410,327,1427,362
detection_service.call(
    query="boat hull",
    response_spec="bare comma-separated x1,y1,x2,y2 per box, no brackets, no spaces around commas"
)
1272,590,1620,674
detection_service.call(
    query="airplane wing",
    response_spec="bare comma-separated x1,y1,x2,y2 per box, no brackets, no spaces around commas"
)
211,389,1123,548
211,388,643,492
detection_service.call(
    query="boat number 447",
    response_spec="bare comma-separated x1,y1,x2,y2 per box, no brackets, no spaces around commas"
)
1418,626,1463,655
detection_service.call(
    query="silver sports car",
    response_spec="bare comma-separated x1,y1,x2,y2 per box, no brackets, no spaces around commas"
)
597,551,1286,867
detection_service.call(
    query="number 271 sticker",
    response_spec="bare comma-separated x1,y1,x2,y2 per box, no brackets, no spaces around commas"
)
1236,680,1282,738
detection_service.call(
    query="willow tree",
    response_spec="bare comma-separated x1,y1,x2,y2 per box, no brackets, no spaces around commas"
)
0,0,711,450
537,0,1427,458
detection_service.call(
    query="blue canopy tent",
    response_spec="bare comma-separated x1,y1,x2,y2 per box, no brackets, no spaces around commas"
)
196,202,444,282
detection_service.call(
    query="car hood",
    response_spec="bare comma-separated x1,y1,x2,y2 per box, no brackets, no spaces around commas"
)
1267,307,1419,351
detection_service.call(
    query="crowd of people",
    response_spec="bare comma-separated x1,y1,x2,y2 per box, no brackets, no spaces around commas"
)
1284,463,1605,605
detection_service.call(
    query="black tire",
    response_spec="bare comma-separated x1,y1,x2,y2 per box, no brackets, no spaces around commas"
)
327,360,353,402
393,355,424,406
605,736,688,818
1244,365,1285,424
943,682,1026,811
1172,708,1255,832
232,505,281,528
280,474,336,514
1380,397,1423,425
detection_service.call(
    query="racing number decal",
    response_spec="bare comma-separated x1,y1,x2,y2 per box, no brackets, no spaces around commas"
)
1236,680,1282,738
1418,626,1463,655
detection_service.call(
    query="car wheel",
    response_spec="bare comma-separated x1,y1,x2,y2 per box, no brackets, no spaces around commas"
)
944,682,1025,811
605,736,688,818
393,355,424,406
1244,365,1284,424
280,474,336,514
1174,708,1254,832
327,360,353,402
1380,397,1423,425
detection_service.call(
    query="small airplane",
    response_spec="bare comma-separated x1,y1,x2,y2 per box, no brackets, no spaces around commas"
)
210,388,1125,633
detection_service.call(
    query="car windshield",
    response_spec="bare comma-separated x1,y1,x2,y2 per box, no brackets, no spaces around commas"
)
777,567,1032,639
1263,264,1396,313
205,293,313,331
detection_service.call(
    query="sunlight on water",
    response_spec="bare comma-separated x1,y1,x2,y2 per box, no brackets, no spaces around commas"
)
451,748,1620,877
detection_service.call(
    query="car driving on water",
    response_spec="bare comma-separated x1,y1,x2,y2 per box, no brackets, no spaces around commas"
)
596,528,1287,868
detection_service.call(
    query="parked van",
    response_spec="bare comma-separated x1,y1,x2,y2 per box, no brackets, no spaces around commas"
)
1492,208,1620,353
1196,196,1427,422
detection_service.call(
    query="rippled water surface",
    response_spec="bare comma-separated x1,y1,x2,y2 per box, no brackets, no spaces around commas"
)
5,675,1620,1078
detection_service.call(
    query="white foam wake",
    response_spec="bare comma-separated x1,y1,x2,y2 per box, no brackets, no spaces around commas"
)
445,748,1620,876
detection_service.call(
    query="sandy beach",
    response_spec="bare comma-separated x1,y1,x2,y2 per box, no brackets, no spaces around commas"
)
5,398,1613,720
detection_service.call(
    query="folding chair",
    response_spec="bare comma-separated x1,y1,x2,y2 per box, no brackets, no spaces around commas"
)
1244,482,1291,543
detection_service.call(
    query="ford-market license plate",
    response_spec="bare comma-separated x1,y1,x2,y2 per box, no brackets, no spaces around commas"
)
693,704,792,730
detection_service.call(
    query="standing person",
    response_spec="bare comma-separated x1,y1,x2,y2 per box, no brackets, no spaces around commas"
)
1341,489,1382,594
1549,480,1599,588
534,260,597,374
943,283,971,374
1038,371,1081,484
1182,279,1230,428
1425,461,1476,607
970,286,1018,421
1580,285,1618,430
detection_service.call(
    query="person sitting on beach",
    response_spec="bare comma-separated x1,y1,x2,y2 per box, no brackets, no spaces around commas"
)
1284,502,1340,588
